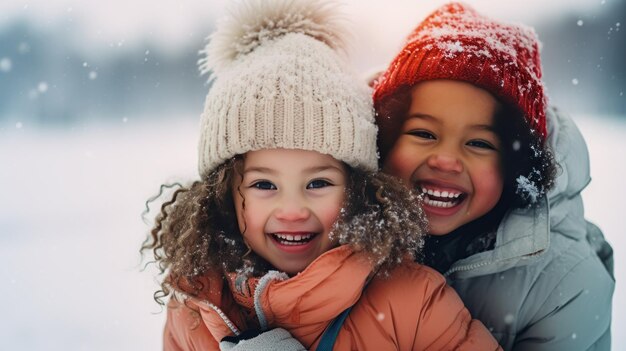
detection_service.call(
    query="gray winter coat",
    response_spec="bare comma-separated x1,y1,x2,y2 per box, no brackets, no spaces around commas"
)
444,108,615,351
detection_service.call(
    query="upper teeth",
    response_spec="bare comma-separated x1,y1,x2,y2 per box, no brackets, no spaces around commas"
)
421,188,461,198
274,233,313,241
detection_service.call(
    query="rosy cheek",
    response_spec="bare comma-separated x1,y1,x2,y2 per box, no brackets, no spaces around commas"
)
235,194,264,235
383,148,415,182
317,198,344,228
473,166,504,208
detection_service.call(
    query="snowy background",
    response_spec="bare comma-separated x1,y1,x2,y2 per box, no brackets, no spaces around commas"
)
0,1,623,350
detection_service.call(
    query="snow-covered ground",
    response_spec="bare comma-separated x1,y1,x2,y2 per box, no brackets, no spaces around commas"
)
0,114,623,350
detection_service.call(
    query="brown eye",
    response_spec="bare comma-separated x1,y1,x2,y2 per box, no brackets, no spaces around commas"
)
307,179,331,189
467,139,497,150
408,130,436,140
252,181,277,190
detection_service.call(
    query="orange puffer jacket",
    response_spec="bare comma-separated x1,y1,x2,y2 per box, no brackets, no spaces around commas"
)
163,245,501,350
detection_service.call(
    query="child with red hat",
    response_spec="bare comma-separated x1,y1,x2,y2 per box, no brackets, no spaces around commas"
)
374,3,614,350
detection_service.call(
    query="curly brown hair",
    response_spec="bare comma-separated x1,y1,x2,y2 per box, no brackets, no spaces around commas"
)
141,157,427,304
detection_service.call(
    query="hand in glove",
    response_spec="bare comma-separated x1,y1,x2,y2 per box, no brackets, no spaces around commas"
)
220,328,307,351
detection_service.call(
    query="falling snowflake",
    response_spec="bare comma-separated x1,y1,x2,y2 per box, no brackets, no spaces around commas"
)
572,78,579,85
577,20,584,27
89,71,98,80
0,58,11,72
16,122,23,129
512,140,521,151
18,42,30,54
38,82,48,93
504,313,515,325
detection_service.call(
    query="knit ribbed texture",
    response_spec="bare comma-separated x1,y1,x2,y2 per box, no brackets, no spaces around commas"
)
198,0,377,178
373,2,547,140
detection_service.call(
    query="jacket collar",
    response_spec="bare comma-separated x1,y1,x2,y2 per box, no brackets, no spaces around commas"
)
444,197,550,279
225,245,373,347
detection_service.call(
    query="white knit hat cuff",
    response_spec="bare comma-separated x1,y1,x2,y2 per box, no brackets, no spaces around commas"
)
198,93,378,177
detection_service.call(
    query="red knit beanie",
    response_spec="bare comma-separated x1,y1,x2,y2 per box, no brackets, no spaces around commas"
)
373,2,547,150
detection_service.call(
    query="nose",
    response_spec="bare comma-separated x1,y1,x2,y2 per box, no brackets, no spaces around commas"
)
274,196,311,222
426,151,463,173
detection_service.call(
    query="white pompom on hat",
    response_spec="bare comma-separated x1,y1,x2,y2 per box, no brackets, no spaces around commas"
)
197,0,378,178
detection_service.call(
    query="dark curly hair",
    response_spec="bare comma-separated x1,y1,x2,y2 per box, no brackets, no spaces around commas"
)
375,85,557,216
141,157,427,305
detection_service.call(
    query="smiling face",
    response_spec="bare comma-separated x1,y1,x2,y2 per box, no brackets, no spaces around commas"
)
382,80,504,236
232,148,347,275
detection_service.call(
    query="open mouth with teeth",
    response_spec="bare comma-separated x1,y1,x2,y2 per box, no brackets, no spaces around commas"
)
270,233,317,246
419,186,466,209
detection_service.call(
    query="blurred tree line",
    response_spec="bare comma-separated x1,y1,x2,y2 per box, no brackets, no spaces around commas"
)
0,1,623,126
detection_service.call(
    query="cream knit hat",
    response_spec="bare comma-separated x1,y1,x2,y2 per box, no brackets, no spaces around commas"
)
197,0,378,178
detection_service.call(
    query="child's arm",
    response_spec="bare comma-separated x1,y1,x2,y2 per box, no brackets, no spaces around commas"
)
413,271,502,351
163,298,220,351
510,254,614,351
366,264,502,350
